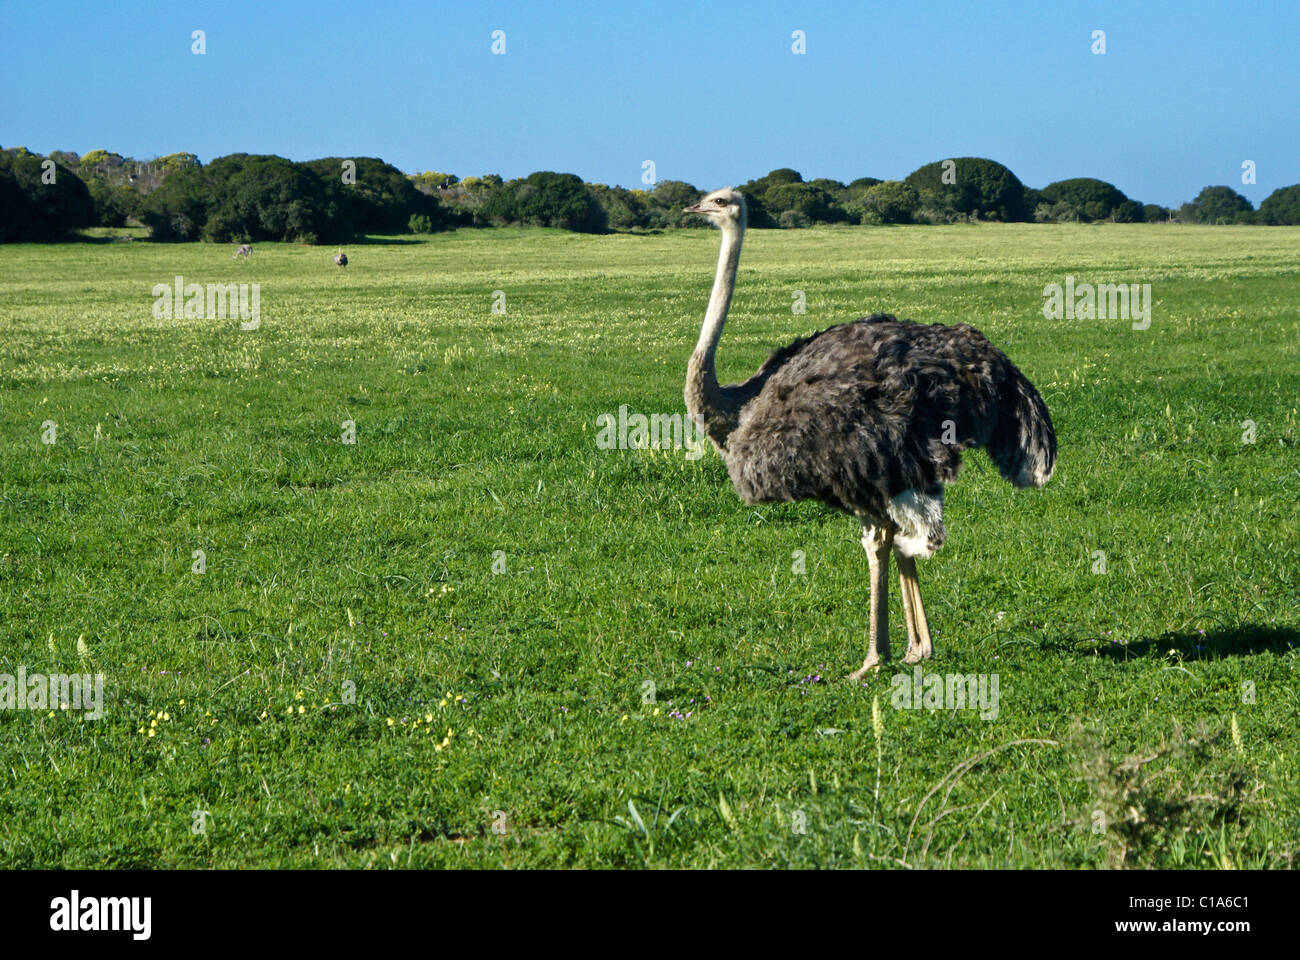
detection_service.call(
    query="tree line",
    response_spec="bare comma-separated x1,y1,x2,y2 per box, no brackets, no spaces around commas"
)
3,145,1299,243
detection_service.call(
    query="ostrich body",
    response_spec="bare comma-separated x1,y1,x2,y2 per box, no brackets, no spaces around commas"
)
234,244,252,259
684,188,1056,679
335,247,348,268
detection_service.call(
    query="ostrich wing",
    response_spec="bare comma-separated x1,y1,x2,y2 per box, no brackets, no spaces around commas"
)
722,315,1012,519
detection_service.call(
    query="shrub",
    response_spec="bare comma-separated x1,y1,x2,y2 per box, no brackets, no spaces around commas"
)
1040,178,1133,221
644,180,705,229
1186,185,1253,224
1258,184,1300,225
140,154,343,243
851,180,920,224
588,183,651,230
737,169,807,227
1112,199,1144,223
203,155,336,242
138,163,209,240
302,156,445,234
0,148,96,241
763,182,842,224
741,168,803,198
88,180,139,227
483,171,607,232
904,157,1029,221
436,174,504,226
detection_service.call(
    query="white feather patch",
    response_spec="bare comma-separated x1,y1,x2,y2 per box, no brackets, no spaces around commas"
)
885,488,945,558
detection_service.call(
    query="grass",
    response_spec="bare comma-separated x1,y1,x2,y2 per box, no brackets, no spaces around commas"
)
1,223,1297,868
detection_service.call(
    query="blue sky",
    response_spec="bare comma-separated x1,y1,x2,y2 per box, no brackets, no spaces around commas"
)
3,0,1297,207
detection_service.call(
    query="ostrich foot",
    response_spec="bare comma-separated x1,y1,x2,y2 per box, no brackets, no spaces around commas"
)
896,550,934,663
847,654,885,682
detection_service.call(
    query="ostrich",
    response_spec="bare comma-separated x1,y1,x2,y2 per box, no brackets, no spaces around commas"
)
334,246,348,268
234,244,252,260
683,188,1056,680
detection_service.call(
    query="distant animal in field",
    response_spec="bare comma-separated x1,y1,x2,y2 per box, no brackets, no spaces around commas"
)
234,244,252,259
683,187,1056,679
334,246,348,268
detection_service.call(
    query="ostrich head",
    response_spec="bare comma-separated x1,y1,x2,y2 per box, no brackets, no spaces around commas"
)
685,188,746,232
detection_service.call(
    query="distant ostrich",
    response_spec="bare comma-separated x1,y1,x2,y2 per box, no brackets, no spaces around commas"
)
234,244,252,260
334,246,348,268
683,188,1056,679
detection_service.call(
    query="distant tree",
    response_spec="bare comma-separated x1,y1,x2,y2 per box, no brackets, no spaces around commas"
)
737,168,806,227
847,177,883,192
1112,199,1144,223
55,149,193,225
1039,178,1133,222
0,168,24,240
88,179,139,227
410,171,459,194
302,156,444,234
436,174,504,225
588,183,651,230
741,168,803,197
905,157,1028,221
1187,185,1253,224
78,149,123,174
0,148,96,240
156,153,200,172
1142,203,1170,223
201,155,336,242
736,189,775,228
483,171,606,232
1259,184,1300,224
140,153,343,243
645,180,704,229
1034,200,1080,223
850,180,920,224
762,181,845,224
137,162,209,240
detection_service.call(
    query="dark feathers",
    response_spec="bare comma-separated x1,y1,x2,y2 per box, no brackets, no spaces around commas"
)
721,315,1056,525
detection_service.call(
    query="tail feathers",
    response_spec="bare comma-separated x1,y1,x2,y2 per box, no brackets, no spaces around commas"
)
988,365,1056,488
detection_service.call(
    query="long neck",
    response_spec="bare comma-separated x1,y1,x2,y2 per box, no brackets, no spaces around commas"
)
685,220,744,447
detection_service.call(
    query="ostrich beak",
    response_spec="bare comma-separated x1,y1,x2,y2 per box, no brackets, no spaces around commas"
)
684,202,705,214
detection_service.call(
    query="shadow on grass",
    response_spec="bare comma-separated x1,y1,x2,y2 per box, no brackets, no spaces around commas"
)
342,236,425,246
1090,624,1299,661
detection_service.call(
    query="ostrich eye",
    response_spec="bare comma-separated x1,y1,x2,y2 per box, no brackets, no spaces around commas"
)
715,197,728,206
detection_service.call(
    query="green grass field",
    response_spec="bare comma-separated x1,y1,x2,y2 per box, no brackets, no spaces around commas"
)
1,224,1297,868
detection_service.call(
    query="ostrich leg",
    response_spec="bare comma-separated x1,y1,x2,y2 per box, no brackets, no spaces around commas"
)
848,525,893,680
895,551,934,663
